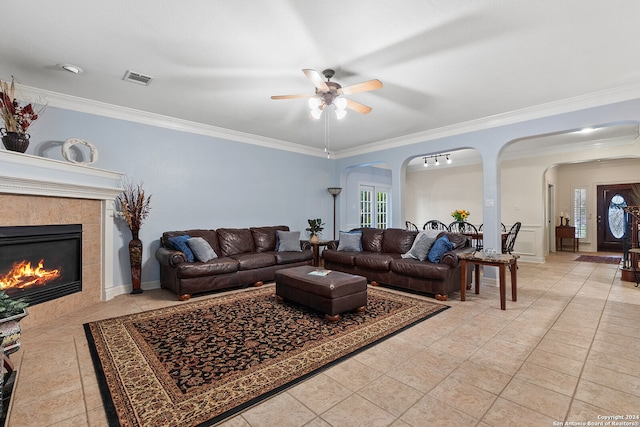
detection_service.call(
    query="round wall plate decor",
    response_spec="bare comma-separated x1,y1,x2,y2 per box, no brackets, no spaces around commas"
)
62,138,99,165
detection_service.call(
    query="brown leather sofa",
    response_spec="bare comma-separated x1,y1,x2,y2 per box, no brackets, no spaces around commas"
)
322,228,471,301
156,225,313,300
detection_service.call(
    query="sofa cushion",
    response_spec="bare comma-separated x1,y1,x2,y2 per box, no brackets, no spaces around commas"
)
382,228,418,254
390,258,451,280
322,249,359,266
337,231,362,251
354,253,397,270
428,235,454,263
187,237,217,262
176,257,239,278
251,225,289,252
217,228,254,256
275,250,314,265
167,235,195,262
402,230,439,261
276,230,302,252
359,228,384,252
230,252,276,270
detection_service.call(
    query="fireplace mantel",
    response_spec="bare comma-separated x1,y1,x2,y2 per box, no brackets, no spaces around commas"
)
0,150,124,301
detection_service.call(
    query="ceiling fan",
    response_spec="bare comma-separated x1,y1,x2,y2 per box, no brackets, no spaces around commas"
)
271,69,382,119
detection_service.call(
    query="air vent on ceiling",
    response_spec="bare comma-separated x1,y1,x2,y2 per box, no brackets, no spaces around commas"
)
123,70,153,86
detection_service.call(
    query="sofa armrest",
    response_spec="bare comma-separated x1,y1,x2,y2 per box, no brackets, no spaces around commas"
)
156,247,188,267
440,251,458,267
300,240,312,251
326,240,339,250
440,247,475,268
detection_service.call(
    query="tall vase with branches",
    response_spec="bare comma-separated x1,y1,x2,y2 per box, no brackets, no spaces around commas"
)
116,179,151,294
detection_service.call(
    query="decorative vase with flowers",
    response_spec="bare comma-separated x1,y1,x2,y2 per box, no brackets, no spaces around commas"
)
116,179,152,294
0,77,45,153
451,209,470,222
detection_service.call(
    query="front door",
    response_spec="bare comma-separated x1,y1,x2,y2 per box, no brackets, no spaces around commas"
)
597,184,638,252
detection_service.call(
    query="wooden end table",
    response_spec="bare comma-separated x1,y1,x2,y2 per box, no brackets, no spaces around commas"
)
308,240,330,267
459,252,519,310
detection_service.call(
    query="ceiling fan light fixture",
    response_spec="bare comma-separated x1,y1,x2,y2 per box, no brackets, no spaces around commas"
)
308,97,321,109
335,109,347,120
334,98,347,110
310,108,323,119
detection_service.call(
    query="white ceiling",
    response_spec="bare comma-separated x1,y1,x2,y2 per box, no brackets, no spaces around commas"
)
3,1,640,155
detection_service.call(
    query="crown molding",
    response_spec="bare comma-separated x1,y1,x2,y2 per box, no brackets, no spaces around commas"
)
18,86,326,158
18,82,640,160
334,82,640,159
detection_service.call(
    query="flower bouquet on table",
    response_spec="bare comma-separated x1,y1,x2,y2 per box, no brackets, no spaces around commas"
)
451,209,470,222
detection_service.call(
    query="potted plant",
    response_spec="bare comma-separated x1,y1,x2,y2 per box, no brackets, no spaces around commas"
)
0,76,46,153
0,291,28,354
306,218,325,243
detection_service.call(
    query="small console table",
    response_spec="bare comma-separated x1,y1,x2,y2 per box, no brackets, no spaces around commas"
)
556,226,578,252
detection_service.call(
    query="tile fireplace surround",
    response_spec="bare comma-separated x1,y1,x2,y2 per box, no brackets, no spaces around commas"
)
0,150,123,330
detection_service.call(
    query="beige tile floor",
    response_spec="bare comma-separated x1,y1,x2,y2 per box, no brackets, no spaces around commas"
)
5,251,640,426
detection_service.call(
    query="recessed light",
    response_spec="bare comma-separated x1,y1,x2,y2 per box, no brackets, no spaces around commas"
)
59,64,83,74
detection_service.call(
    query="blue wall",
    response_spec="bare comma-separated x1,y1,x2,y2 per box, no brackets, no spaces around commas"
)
27,107,335,290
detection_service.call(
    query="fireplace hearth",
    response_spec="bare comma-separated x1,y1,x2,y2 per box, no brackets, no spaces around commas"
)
0,224,82,306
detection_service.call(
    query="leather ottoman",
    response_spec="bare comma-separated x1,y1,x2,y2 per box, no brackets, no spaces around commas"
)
275,265,367,321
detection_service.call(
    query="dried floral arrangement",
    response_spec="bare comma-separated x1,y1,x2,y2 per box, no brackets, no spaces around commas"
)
116,179,152,234
0,76,46,133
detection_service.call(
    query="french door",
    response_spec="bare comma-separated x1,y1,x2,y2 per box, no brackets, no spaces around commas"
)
359,184,390,229
597,184,638,252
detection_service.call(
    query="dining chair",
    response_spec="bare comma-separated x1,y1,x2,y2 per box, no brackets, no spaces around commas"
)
422,220,448,231
405,221,419,232
503,222,522,254
478,223,507,232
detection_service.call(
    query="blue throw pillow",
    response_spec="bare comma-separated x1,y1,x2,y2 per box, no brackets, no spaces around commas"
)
428,235,453,263
337,231,363,251
168,235,195,262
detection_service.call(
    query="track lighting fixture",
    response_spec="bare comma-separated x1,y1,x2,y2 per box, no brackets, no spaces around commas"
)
422,153,452,167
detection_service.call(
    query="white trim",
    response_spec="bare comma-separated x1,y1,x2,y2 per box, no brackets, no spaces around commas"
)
17,81,640,159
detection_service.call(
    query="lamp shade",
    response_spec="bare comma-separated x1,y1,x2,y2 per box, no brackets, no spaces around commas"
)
327,187,342,196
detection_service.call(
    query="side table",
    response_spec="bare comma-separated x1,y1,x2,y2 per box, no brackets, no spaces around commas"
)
308,240,330,267
459,252,519,310
555,226,578,252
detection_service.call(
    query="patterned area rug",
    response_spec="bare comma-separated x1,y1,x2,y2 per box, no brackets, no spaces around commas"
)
575,255,622,264
84,286,448,427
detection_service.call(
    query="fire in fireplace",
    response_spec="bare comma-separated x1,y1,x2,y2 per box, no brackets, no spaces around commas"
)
0,224,82,306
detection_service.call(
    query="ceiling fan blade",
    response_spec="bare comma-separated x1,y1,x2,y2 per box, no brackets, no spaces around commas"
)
338,79,383,96
302,69,330,92
271,94,312,100
346,99,373,114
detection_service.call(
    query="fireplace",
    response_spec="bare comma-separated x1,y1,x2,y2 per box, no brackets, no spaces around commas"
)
0,224,82,306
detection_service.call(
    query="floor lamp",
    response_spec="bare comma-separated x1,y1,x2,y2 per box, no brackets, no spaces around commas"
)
327,187,342,240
